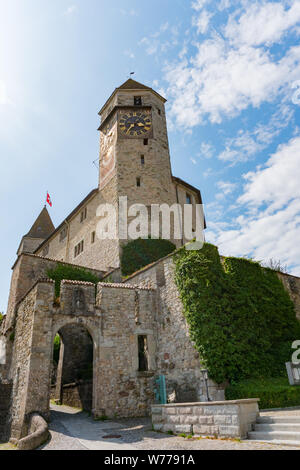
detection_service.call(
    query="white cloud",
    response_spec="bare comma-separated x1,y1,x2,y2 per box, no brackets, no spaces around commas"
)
207,136,300,274
193,9,213,34
225,1,300,47
191,0,211,11
199,141,214,159
124,50,135,59
164,1,300,127
64,5,78,16
216,180,237,194
217,104,294,164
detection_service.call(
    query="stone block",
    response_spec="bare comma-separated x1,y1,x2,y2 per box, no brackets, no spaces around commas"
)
162,424,175,433
218,425,240,437
152,406,163,415
193,425,218,436
168,415,181,424
164,407,177,415
180,407,192,414
174,425,192,434
180,415,199,425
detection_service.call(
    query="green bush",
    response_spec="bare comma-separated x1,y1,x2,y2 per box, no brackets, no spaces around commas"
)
0,312,3,326
226,377,300,409
53,334,61,364
121,238,176,276
174,243,300,384
47,264,100,298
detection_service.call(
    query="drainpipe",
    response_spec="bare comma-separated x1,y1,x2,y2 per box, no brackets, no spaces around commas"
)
175,184,184,247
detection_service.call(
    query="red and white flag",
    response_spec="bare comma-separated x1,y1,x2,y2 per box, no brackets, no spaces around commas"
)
46,192,52,207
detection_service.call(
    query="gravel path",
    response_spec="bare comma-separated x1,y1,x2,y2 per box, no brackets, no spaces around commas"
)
39,405,300,451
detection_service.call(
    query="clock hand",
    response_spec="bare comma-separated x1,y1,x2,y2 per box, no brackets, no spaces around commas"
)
126,124,134,134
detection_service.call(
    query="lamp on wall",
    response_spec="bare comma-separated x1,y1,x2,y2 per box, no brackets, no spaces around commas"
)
201,369,211,402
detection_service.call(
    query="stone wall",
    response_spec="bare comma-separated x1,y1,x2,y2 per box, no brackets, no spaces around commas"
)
9,278,159,440
125,256,225,402
4,253,106,333
0,383,12,442
151,399,259,439
51,381,93,411
278,272,300,320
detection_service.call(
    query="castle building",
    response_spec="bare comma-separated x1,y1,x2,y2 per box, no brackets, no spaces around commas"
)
0,80,215,445
12,79,203,272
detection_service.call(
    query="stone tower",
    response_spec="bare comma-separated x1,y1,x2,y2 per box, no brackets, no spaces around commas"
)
17,206,55,256
30,79,204,272
98,79,178,241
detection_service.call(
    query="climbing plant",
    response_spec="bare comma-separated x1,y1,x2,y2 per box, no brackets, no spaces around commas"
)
121,238,176,276
174,243,300,384
47,264,100,298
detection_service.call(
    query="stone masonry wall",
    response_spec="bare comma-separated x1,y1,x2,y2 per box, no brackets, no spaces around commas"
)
125,256,225,403
0,383,12,442
151,399,259,439
4,253,105,334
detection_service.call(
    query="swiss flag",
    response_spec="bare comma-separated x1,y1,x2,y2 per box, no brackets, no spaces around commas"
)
46,192,52,207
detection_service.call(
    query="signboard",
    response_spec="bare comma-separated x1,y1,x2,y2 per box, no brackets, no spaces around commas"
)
286,362,300,386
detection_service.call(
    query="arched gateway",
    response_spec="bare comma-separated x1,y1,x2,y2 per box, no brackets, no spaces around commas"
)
8,278,157,441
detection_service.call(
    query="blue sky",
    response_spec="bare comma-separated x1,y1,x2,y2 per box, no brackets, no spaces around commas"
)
0,0,300,313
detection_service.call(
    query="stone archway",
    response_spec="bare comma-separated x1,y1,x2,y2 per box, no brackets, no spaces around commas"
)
52,323,94,411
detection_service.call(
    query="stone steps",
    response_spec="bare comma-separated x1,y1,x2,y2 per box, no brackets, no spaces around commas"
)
248,412,300,446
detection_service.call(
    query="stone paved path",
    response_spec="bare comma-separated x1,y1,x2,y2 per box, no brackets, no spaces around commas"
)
39,404,300,451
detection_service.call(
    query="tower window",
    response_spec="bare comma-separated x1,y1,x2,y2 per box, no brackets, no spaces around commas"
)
141,155,145,165
136,177,141,187
74,240,84,258
134,96,142,106
186,193,192,204
143,138,148,146
157,108,161,115
80,207,87,223
91,231,96,244
138,335,149,372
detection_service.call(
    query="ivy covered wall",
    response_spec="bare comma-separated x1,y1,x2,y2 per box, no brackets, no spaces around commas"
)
174,243,300,384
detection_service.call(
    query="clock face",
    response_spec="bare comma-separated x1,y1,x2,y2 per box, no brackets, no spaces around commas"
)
119,110,152,138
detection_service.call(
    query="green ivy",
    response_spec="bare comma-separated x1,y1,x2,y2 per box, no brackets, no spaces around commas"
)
47,264,100,298
121,238,176,276
174,243,300,384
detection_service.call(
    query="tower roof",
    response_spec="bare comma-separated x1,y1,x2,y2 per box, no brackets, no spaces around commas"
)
99,78,167,115
25,206,55,239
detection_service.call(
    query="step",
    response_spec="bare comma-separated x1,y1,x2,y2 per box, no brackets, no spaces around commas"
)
248,430,300,442
249,439,300,447
254,423,300,432
257,416,300,424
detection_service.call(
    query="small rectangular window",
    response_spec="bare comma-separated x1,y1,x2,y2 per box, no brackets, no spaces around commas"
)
74,240,84,258
157,108,161,115
59,227,67,242
186,193,192,204
141,155,145,165
136,177,141,187
143,139,148,146
138,335,149,372
91,231,96,244
80,207,87,223
134,96,142,106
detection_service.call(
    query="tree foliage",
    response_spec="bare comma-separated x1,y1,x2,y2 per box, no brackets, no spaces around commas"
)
47,264,100,298
121,238,176,276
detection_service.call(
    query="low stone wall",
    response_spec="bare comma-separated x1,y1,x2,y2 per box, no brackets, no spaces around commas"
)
51,380,93,411
152,399,259,439
17,413,49,450
0,383,12,442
